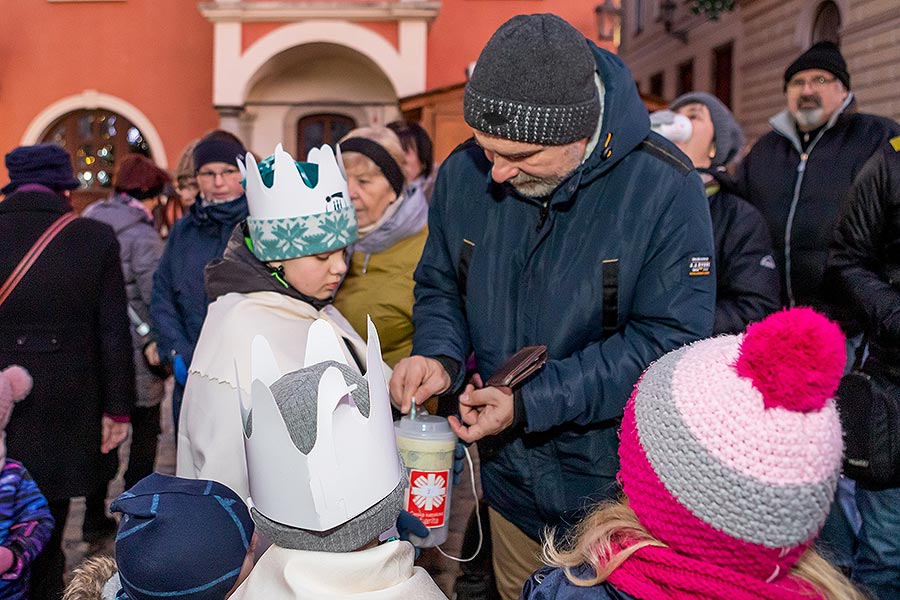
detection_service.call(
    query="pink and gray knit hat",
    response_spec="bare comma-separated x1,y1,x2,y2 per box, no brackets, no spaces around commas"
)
618,308,845,583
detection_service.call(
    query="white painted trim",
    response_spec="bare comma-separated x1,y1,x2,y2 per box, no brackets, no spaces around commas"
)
21,90,168,167
214,20,426,107
198,1,440,22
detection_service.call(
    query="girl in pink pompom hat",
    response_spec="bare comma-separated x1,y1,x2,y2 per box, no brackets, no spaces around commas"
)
0,365,55,598
521,308,865,600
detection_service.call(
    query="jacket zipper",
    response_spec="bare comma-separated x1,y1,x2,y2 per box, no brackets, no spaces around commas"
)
782,130,827,307
536,200,550,231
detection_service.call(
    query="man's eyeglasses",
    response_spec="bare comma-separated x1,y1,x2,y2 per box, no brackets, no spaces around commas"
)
196,167,241,181
786,75,838,92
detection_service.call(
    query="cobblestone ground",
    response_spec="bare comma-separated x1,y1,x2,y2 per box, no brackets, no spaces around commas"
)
62,379,481,597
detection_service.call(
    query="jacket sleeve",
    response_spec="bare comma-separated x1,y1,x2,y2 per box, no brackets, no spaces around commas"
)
96,230,136,418
151,228,193,362
713,196,781,334
522,174,716,432
827,150,900,342
410,167,471,391
0,467,54,580
133,231,165,314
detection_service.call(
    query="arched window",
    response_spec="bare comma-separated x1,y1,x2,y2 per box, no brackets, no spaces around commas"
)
41,109,153,211
297,114,356,161
812,1,841,45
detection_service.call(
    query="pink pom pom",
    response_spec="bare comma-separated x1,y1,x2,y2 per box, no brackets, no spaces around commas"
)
735,308,845,412
2,366,33,402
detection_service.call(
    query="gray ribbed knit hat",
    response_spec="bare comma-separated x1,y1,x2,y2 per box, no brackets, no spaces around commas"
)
670,92,745,168
464,14,600,145
248,361,404,552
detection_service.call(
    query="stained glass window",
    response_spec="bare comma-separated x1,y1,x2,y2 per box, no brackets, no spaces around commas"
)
40,109,154,211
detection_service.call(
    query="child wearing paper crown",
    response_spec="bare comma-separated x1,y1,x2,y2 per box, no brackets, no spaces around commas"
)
0,365,55,599
229,320,445,599
520,308,865,600
176,143,373,502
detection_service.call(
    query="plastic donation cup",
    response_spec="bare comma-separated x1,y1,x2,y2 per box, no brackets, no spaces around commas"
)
394,413,458,547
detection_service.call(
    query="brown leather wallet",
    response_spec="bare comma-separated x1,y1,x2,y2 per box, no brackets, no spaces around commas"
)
485,345,548,388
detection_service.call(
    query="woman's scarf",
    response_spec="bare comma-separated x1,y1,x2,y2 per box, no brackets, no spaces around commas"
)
351,187,428,256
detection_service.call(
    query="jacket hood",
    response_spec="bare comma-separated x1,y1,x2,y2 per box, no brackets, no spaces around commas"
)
579,45,651,181
769,93,855,151
205,224,331,309
82,194,151,235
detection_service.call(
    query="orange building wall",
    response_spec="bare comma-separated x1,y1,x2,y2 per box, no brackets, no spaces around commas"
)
0,0,612,175
0,0,219,169
426,1,612,89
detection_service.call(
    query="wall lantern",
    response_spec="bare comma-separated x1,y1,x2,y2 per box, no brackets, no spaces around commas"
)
594,0,621,42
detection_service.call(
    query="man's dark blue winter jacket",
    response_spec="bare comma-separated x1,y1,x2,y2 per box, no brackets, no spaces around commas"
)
411,44,716,540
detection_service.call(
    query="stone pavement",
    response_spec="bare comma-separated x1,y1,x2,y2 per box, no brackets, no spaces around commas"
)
62,380,482,597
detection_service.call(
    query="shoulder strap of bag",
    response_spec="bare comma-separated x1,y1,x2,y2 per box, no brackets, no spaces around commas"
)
0,212,78,308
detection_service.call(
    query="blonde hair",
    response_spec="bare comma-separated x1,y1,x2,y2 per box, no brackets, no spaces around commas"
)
63,555,118,600
339,126,408,181
542,499,865,600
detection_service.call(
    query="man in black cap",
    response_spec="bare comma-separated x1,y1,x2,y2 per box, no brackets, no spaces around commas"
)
0,144,134,599
151,130,248,434
389,14,716,598
733,42,899,315
731,41,900,573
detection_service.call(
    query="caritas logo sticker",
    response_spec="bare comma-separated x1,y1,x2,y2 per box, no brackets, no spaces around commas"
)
405,469,450,528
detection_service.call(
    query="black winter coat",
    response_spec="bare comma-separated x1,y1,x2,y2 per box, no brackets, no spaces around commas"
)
828,139,900,364
0,190,134,501
708,180,780,334
731,97,900,322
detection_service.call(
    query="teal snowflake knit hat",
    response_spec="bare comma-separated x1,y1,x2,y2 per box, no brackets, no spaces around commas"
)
239,144,357,262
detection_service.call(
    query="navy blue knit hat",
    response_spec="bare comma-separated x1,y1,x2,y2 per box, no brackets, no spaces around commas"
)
193,131,247,172
2,144,80,195
111,474,254,600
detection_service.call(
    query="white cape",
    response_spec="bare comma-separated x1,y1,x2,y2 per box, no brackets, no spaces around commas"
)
230,540,448,599
176,291,371,501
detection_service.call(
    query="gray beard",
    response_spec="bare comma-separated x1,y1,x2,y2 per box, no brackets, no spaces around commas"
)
794,107,825,130
510,176,563,198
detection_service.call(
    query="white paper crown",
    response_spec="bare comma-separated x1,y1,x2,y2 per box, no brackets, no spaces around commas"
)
239,143,350,220
239,143,357,261
238,318,403,532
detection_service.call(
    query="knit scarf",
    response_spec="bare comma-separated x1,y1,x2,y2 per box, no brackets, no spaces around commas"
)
607,544,825,600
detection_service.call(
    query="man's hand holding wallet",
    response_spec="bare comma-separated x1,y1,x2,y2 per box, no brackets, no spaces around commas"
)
448,345,548,444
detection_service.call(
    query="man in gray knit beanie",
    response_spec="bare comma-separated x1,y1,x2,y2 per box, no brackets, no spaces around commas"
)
391,13,715,600
463,13,602,198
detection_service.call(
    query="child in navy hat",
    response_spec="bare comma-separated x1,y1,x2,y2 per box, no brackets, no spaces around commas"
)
71,474,256,600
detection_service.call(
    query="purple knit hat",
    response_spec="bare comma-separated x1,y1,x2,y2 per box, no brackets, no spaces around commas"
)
3,144,80,195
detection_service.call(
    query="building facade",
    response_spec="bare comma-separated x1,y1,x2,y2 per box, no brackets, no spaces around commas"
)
618,0,900,144
0,0,614,201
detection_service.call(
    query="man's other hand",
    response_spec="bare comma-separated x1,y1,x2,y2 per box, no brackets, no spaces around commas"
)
448,384,514,443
